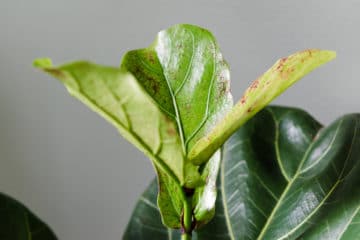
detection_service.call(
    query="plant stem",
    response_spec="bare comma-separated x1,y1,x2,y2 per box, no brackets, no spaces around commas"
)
181,233,192,240
181,195,193,240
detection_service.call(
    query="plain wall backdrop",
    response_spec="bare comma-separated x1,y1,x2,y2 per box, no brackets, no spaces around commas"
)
1,0,359,239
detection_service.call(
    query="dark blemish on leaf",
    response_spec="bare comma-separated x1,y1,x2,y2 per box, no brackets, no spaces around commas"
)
240,96,246,104
307,49,314,57
276,57,288,71
146,51,156,64
249,79,259,91
148,77,160,93
247,107,253,113
47,68,66,79
164,115,172,123
167,127,176,136
218,81,228,95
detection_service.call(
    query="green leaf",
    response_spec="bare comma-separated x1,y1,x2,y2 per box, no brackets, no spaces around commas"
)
34,24,233,228
123,180,183,240
0,193,57,240
34,60,188,227
189,50,336,165
125,106,360,239
34,24,233,188
121,24,233,154
198,106,360,240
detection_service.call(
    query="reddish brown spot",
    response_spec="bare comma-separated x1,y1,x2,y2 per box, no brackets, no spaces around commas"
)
240,96,246,104
163,116,172,123
247,107,253,113
276,57,288,71
147,52,156,64
167,126,176,136
47,69,66,79
250,79,259,90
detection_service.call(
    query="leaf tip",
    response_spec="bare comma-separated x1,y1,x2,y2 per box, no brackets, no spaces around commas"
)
33,58,53,68
320,49,336,61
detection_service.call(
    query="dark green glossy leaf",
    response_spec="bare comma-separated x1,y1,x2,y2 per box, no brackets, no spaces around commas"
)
123,180,187,240
198,106,360,240
0,193,57,240
125,106,360,239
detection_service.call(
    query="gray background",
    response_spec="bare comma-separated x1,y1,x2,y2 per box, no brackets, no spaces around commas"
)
1,0,359,239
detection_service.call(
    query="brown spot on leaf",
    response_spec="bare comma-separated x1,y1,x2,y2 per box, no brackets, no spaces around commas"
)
240,96,246,104
276,57,288,71
148,77,160,93
167,126,176,136
249,79,259,91
46,68,66,79
146,51,156,64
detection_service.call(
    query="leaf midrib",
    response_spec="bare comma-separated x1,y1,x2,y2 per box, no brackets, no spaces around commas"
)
154,32,218,154
256,119,344,240
64,70,183,189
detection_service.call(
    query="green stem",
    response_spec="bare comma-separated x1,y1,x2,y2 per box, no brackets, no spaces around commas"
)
181,195,193,240
181,233,192,240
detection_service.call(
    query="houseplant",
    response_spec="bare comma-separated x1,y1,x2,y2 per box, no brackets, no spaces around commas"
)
1,24,359,239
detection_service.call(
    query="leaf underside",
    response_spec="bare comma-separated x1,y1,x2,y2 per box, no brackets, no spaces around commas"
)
124,106,360,240
0,193,57,240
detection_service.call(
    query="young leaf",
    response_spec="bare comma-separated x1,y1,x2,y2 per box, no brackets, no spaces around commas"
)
34,24,234,229
192,149,221,225
34,24,233,188
0,193,57,239
121,24,233,155
125,106,360,240
189,50,336,165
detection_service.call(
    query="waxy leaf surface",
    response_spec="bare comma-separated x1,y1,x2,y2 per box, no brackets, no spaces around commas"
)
125,106,360,240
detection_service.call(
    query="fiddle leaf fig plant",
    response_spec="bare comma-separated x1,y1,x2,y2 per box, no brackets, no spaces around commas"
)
15,23,356,239
124,106,360,240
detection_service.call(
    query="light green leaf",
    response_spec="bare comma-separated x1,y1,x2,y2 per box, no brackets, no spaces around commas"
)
34,60,188,227
189,50,336,165
0,193,57,240
34,24,233,228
